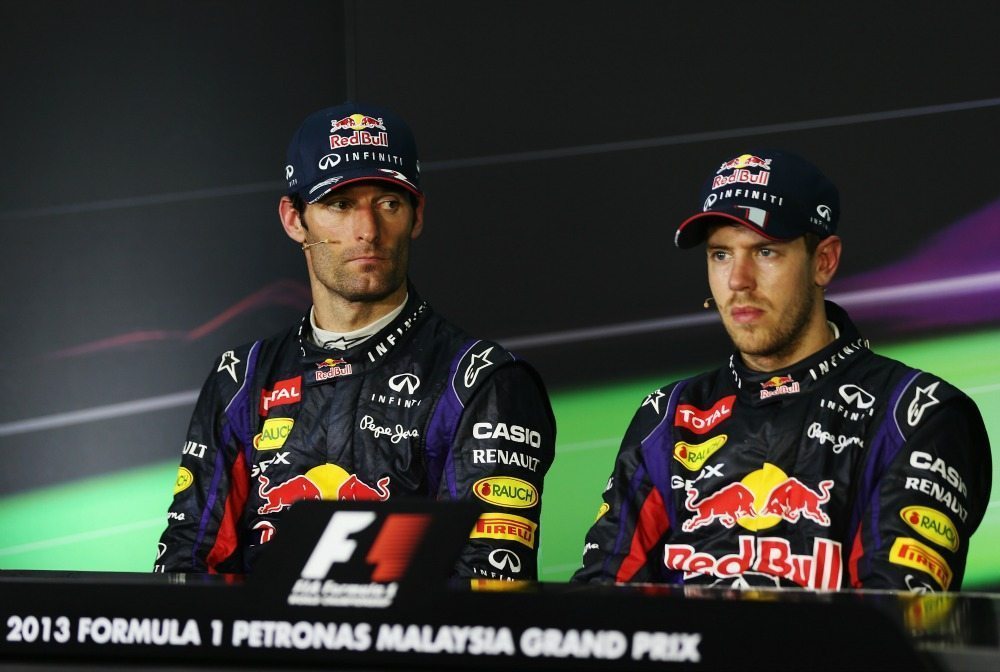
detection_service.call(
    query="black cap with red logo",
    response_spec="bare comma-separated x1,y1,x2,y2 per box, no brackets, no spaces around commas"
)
675,149,839,248
284,101,422,204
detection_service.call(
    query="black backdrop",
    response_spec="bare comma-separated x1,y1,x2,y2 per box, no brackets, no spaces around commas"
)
2,0,999,493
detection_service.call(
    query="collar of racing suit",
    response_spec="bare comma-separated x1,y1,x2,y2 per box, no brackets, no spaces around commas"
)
728,301,872,407
294,281,431,386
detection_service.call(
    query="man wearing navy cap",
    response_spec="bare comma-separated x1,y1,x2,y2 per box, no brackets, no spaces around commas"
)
573,150,991,590
155,103,555,579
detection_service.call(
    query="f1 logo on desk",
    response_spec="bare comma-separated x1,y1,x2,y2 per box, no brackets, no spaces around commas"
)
289,511,430,609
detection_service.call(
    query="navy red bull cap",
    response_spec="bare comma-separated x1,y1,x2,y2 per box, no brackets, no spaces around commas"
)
284,101,422,204
675,149,839,248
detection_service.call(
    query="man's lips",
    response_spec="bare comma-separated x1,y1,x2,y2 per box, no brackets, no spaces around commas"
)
730,305,765,324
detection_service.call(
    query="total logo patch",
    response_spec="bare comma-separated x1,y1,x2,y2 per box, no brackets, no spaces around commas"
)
889,537,953,590
174,467,194,495
900,506,959,552
260,376,301,415
254,418,294,451
674,396,736,435
673,435,728,471
473,477,538,509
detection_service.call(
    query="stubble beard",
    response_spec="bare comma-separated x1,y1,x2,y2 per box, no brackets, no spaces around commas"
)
722,285,816,363
313,243,409,304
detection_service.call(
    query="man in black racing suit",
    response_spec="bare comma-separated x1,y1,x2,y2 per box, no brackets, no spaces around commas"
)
573,150,991,590
154,102,555,580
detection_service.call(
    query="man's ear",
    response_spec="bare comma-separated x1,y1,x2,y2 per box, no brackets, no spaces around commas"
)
813,235,842,288
279,196,307,244
410,196,425,239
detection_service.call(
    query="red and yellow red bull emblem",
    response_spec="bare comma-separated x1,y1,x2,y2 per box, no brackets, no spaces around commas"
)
256,463,390,517
759,375,800,400
681,463,833,532
329,114,386,132
717,154,772,174
315,358,353,381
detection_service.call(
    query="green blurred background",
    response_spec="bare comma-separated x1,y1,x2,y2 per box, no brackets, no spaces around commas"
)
1,328,996,588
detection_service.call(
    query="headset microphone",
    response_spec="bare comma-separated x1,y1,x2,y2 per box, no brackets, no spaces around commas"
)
703,297,715,309
301,239,331,251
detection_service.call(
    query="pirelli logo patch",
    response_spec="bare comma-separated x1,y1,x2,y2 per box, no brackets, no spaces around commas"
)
889,537,953,590
469,513,537,549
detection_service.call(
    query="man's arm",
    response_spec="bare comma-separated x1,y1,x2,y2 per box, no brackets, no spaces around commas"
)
848,373,992,591
572,388,675,584
154,345,258,573
435,345,555,581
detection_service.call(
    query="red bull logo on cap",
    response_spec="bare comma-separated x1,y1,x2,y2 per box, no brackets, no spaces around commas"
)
256,464,390,515
717,154,772,174
759,375,800,400
329,114,386,132
681,463,833,532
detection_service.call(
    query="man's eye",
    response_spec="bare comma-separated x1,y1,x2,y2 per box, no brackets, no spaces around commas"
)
759,248,774,257
327,200,350,211
710,250,728,261
377,198,401,211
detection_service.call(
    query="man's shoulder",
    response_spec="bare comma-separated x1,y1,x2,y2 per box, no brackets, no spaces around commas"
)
199,322,302,390
628,365,731,428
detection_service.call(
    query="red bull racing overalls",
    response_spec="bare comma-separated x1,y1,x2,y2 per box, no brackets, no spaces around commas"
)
573,302,991,591
155,286,556,579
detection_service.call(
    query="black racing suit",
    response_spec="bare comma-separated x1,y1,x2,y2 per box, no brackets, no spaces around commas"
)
155,287,556,579
573,302,991,590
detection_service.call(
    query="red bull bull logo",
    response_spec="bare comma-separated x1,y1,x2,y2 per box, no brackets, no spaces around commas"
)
257,474,322,514
682,483,757,531
329,114,386,132
315,358,352,381
759,375,800,400
717,154,772,174
682,464,834,532
256,464,391,514
337,474,391,501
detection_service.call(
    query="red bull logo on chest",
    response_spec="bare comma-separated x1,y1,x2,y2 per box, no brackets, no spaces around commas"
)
256,463,390,516
682,463,833,532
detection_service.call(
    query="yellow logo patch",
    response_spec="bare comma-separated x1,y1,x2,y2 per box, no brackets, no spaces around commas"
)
469,513,537,548
174,467,194,495
900,506,960,552
473,477,538,509
595,502,610,522
889,537,953,590
673,435,727,471
254,418,294,451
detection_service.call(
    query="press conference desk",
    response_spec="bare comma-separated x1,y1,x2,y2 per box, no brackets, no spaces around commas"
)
1,568,998,672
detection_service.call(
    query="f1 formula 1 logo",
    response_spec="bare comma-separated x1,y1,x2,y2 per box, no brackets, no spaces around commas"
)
289,510,431,608
682,463,832,532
